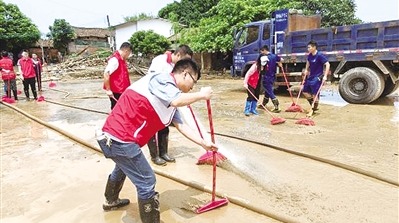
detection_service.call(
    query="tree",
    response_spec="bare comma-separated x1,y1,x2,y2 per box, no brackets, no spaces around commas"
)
124,13,154,23
128,30,171,57
48,19,74,54
179,0,361,53
158,0,219,27
0,1,40,51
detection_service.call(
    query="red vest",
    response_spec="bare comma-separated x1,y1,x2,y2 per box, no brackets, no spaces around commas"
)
248,68,260,89
0,57,16,80
108,51,131,93
102,75,176,147
18,58,36,78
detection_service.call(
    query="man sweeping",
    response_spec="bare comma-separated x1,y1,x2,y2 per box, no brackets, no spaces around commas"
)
302,40,330,114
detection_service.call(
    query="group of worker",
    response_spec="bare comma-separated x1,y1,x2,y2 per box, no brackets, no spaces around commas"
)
243,40,330,115
0,50,43,101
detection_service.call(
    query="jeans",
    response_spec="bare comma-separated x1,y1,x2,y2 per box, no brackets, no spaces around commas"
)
97,135,156,200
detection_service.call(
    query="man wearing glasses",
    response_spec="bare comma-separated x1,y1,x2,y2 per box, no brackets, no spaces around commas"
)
146,45,194,166
97,58,217,223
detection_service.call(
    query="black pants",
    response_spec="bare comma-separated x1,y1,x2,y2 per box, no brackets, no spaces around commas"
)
23,77,37,99
147,126,170,158
109,92,122,110
36,71,42,91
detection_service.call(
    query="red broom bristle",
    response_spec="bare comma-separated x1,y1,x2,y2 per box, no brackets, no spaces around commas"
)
285,104,304,112
271,117,286,125
295,118,315,126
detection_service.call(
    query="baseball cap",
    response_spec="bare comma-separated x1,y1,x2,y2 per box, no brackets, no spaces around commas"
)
260,56,268,66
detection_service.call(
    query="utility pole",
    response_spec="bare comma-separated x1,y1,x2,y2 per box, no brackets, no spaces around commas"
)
107,15,116,51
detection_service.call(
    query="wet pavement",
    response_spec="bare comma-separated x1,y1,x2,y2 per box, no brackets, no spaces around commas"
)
1,76,398,223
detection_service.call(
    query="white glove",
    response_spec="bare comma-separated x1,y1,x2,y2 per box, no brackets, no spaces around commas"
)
322,76,327,81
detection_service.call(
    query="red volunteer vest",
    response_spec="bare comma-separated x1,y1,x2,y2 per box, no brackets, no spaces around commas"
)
0,57,16,80
18,58,36,78
102,74,176,147
248,68,260,89
108,51,131,93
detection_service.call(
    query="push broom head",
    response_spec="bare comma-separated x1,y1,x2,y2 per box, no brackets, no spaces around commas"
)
37,95,45,102
197,151,227,165
49,81,56,88
2,96,15,103
271,117,286,125
295,117,315,126
285,103,304,112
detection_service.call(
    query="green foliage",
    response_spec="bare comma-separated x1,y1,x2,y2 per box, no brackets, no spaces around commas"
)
177,0,362,52
291,0,361,26
48,19,74,54
128,30,171,56
158,0,219,27
124,13,154,23
0,1,41,51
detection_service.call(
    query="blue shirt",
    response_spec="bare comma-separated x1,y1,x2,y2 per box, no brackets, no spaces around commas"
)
307,51,328,78
262,53,281,81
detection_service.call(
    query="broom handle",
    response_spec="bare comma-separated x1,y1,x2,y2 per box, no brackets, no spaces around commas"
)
187,105,204,139
281,67,295,103
295,73,307,104
311,80,325,108
206,100,216,202
246,87,277,118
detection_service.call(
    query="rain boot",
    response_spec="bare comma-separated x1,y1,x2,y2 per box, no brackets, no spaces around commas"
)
148,136,167,166
307,98,313,106
258,97,269,109
244,100,251,116
159,127,175,163
313,101,319,111
271,98,281,113
103,175,130,211
138,192,160,223
250,101,259,115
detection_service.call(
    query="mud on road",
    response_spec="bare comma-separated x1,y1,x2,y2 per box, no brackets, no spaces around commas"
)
1,75,398,223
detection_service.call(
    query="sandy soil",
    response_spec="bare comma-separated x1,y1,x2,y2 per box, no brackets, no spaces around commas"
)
1,75,398,223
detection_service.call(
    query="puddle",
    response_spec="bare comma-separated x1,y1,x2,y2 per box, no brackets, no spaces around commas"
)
319,89,348,107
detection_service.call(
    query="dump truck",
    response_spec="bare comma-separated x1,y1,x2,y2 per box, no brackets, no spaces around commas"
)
232,9,399,104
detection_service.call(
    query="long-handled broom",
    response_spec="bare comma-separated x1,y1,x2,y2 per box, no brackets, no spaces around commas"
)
188,104,227,165
295,79,326,126
280,67,298,110
196,99,229,213
246,87,286,125
286,72,305,112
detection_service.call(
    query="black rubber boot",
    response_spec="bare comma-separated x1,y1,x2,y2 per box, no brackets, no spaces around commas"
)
148,136,167,166
159,127,175,163
313,101,319,111
103,175,130,211
271,98,281,113
259,97,269,109
138,192,160,223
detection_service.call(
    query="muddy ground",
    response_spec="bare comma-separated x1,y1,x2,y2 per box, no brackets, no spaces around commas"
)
1,72,398,223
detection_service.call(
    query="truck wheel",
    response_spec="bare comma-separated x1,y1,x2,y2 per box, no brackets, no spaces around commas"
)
380,78,399,97
339,67,385,104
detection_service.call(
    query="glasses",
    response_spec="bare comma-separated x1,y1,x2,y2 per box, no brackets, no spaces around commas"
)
185,71,197,84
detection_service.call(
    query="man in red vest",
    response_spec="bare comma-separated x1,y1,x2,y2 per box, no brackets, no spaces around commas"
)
0,51,18,100
103,42,133,109
97,58,216,223
146,45,193,166
18,51,37,101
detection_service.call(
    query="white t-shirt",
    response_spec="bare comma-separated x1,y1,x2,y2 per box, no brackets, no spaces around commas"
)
104,57,119,75
148,54,174,76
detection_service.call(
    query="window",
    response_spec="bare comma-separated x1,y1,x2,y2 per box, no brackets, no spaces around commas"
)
236,25,259,47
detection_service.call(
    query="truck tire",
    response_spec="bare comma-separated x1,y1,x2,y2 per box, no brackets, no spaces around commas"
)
380,78,399,97
339,67,385,104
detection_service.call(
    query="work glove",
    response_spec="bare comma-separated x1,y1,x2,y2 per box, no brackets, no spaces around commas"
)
322,75,327,81
105,90,113,97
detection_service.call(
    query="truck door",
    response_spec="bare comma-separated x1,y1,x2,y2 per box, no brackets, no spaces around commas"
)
233,25,261,76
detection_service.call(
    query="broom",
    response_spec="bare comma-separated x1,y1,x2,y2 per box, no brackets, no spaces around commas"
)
189,104,227,165
2,79,16,103
286,72,305,112
246,87,286,125
295,79,325,126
